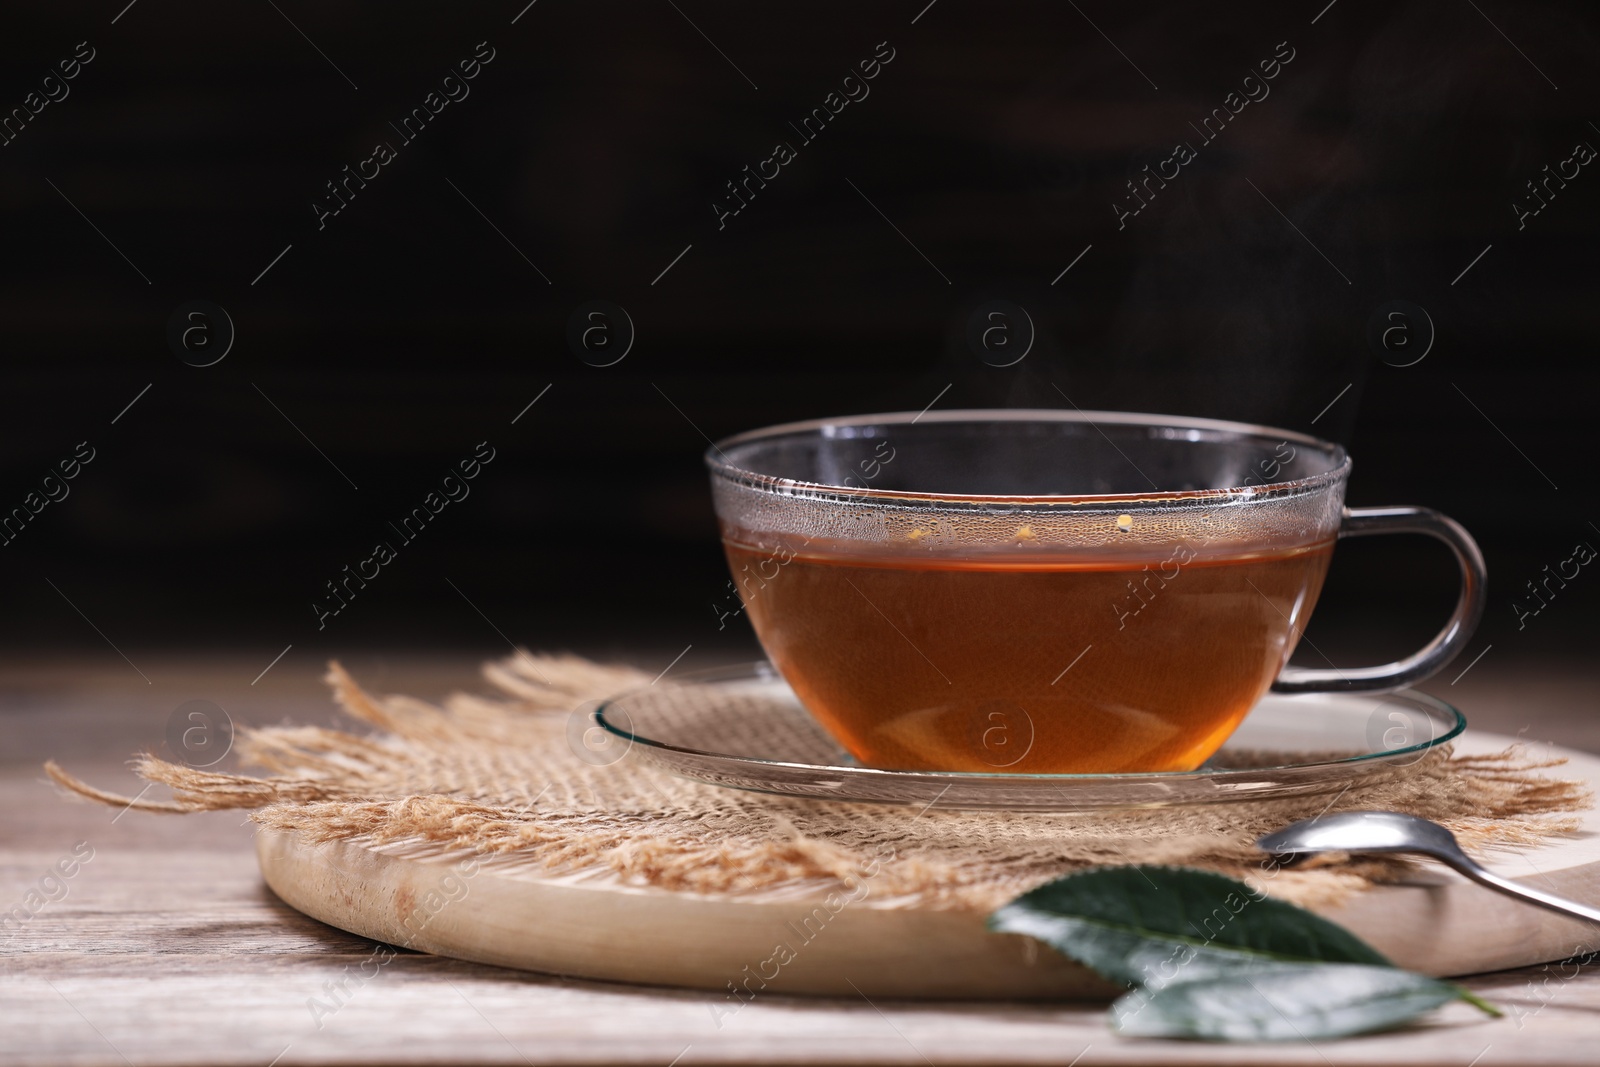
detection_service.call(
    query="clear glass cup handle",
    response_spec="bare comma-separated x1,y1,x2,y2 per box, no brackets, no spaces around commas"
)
1271,506,1487,693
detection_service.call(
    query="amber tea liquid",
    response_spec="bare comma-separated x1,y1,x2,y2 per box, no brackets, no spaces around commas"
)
726,538,1334,774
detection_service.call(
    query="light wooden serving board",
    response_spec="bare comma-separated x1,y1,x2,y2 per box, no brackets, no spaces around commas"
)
256,731,1600,1001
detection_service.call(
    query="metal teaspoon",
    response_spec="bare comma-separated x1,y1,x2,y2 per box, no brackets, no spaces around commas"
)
1258,810,1600,926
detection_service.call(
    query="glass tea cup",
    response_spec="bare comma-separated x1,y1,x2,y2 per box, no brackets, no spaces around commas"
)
705,409,1485,775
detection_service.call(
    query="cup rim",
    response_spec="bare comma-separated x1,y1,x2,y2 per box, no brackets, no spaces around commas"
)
706,408,1351,506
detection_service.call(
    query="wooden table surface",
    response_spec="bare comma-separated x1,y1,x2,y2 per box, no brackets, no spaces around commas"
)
3,651,1599,1067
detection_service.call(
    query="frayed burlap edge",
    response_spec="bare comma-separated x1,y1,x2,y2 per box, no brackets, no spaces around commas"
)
45,652,1593,914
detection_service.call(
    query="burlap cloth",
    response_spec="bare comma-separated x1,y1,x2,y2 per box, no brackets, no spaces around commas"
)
47,652,1592,912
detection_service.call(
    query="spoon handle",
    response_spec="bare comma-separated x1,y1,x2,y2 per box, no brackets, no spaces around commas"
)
1446,855,1600,928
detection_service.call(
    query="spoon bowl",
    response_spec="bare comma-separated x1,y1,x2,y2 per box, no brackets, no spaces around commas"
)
1259,810,1461,861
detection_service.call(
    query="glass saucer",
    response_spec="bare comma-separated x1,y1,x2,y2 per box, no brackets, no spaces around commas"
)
593,662,1466,812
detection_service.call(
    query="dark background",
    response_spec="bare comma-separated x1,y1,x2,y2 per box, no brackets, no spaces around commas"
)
2,0,1595,681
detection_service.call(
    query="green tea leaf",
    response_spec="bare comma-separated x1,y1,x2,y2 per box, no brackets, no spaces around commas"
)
988,866,1389,990
1110,963,1461,1041
990,865,1497,1040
